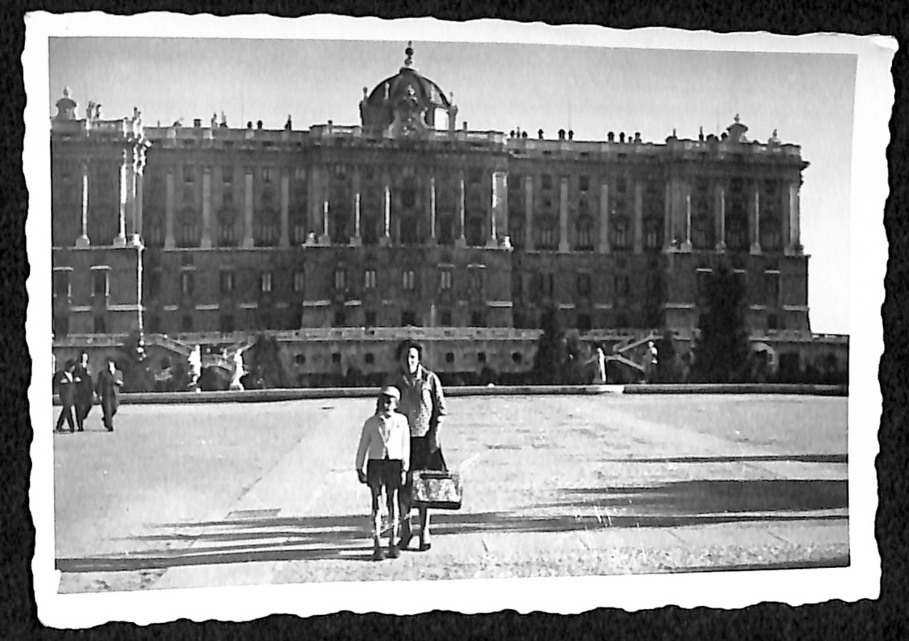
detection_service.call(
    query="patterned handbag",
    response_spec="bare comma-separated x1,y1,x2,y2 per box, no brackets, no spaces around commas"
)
412,470,463,510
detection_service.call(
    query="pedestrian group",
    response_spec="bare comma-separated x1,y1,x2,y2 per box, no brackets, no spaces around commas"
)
53,351,123,433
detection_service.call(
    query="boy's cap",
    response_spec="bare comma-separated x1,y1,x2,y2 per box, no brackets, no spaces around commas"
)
379,386,401,401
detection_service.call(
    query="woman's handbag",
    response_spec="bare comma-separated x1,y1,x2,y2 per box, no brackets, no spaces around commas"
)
412,470,463,510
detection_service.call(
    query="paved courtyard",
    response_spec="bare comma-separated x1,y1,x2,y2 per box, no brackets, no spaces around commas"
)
51,393,849,592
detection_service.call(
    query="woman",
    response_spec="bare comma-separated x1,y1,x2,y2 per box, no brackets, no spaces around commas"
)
388,339,447,552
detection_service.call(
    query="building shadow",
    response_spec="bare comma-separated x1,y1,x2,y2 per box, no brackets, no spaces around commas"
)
600,454,847,465
56,477,848,575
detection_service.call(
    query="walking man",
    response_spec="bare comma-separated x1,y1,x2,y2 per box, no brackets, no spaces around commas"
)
54,359,78,433
73,351,94,429
96,358,122,432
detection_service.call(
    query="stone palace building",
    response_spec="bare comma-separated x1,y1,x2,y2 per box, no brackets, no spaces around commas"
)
50,43,846,385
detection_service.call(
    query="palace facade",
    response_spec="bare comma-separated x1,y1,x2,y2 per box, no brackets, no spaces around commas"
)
51,44,837,384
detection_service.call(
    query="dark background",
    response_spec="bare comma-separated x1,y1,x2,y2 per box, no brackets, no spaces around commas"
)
2,1,906,639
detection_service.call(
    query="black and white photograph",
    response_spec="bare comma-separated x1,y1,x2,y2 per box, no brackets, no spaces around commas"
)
25,13,890,625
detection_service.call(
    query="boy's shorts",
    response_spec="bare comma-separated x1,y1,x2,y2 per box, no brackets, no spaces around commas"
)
366,459,403,492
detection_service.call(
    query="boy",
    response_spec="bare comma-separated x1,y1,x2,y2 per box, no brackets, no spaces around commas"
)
355,386,410,561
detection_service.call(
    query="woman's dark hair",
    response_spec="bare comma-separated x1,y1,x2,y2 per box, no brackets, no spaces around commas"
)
395,339,423,361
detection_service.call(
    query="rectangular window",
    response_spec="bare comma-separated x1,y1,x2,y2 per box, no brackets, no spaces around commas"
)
220,314,235,333
364,269,377,289
541,174,552,191
148,270,161,298
334,310,346,326
181,271,195,296
579,175,590,192
223,166,233,183
53,270,71,301
93,314,107,333
365,310,377,326
471,311,486,327
577,273,591,297
220,270,234,295
260,271,273,293
334,268,346,290
765,271,780,305
440,269,452,290
402,310,417,326
181,315,193,332
262,166,273,184
403,270,415,290
92,270,109,298
440,310,452,326
616,177,627,193
696,268,712,298
183,165,194,183
294,270,306,293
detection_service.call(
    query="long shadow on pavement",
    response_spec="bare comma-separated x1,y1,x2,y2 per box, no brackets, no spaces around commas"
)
56,478,847,574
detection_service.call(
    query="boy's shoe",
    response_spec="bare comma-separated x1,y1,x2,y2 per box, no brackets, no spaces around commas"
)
372,545,385,561
387,544,400,559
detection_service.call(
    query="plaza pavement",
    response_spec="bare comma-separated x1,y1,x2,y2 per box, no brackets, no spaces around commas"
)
51,393,849,592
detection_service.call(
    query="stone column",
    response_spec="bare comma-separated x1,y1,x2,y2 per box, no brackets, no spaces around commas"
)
524,174,534,250
490,170,507,247
242,169,254,248
75,160,90,247
790,181,801,251
307,165,320,241
681,189,692,252
633,180,644,254
126,156,137,243
558,175,569,253
164,168,175,249
279,170,290,248
598,180,610,254
134,153,144,243
351,166,362,245
380,168,391,247
663,181,672,250
319,169,331,245
750,185,761,255
429,172,437,243
456,169,467,248
715,182,726,250
113,152,128,246
201,167,212,248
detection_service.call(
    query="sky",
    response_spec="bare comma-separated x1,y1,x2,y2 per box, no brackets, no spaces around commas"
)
48,36,857,334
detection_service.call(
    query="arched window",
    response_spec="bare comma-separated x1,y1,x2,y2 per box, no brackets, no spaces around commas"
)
537,215,558,250
254,209,279,247
177,208,199,248
218,208,237,247
612,217,630,250
466,215,484,246
576,216,594,250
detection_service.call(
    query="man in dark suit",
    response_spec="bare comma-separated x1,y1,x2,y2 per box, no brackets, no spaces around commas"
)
96,358,123,432
54,359,78,433
73,351,94,429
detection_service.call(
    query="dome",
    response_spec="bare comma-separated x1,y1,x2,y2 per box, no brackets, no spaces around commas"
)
359,42,458,138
